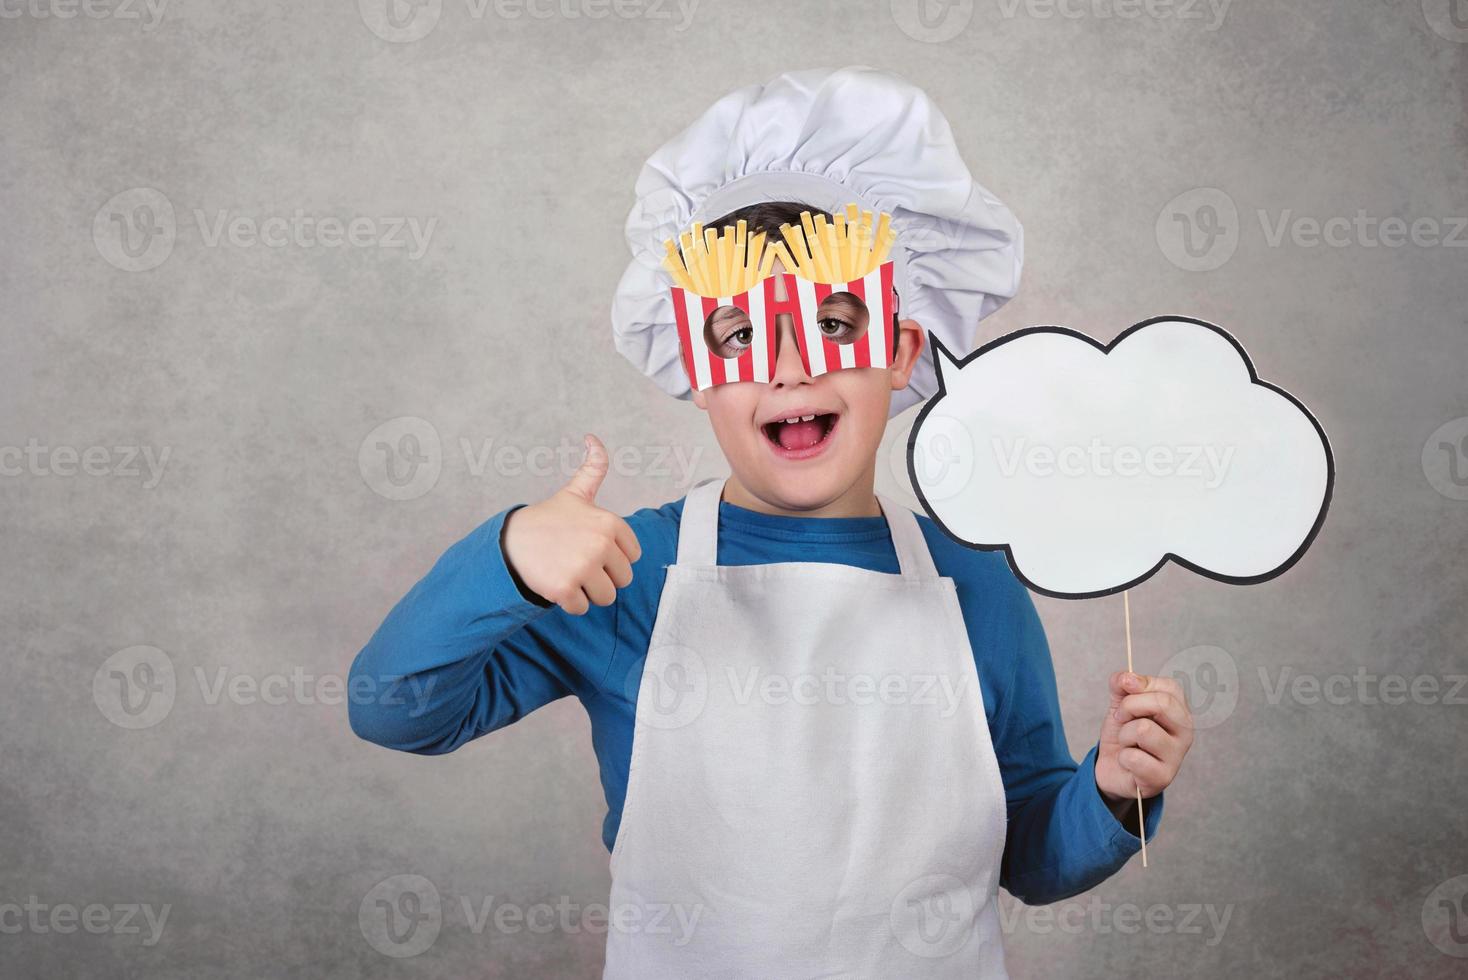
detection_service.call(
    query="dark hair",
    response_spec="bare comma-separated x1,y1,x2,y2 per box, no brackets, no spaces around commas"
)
705,200,817,240
703,200,901,354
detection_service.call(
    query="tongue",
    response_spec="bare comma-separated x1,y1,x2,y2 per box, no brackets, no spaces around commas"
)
777,417,825,451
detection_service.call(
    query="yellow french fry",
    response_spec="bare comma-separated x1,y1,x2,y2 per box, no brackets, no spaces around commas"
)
779,223,816,279
733,220,748,293
820,218,841,283
662,240,694,291
806,215,832,282
833,211,850,281
688,232,712,296
745,230,767,292
872,226,896,267
715,227,732,295
800,210,819,246
757,238,785,279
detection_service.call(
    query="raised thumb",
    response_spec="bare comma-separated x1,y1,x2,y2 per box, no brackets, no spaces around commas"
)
562,433,609,502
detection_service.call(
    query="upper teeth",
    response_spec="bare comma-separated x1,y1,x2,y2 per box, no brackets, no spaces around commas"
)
782,415,817,424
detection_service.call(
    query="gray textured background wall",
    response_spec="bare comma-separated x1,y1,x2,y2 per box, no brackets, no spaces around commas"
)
2,1,1465,977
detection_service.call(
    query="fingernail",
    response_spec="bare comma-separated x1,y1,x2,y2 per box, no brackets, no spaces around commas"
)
1123,673,1141,690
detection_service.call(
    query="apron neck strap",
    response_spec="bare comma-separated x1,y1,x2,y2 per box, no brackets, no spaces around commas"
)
676,478,725,567
876,494,939,578
675,479,939,579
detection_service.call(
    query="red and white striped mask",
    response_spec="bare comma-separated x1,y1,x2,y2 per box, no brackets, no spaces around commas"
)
671,261,896,391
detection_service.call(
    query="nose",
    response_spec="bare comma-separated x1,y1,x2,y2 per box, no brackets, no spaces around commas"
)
768,315,811,389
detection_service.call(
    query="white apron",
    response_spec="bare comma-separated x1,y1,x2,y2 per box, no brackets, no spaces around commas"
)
603,479,1009,979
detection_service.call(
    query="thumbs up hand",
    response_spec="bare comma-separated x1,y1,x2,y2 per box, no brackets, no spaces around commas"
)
501,435,644,615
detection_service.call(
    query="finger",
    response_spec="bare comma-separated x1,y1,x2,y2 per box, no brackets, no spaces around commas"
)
1116,671,1186,702
1142,695,1195,754
1117,746,1171,797
610,514,642,564
1153,692,1195,740
1115,691,1190,734
1108,670,1152,705
582,569,617,608
1145,673,1186,703
562,434,609,503
603,542,634,590
1115,691,1191,735
558,586,590,616
1119,717,1176,758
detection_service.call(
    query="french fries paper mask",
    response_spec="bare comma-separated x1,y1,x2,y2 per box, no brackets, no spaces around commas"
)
662,205,898,391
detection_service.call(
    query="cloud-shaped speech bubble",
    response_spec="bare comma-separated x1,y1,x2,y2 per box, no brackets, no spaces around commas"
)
907,317,1334,599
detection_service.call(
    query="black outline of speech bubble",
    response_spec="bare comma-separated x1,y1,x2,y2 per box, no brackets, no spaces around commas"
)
906,315,1336,600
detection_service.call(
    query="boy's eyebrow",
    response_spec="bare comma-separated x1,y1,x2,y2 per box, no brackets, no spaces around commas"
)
708,306,748,325
818,291,870,313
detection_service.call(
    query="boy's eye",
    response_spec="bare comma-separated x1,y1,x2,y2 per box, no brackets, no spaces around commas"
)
703,306,754,359
814,291,870,345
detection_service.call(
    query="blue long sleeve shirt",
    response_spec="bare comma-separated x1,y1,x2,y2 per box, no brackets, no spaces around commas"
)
349,494,1161,905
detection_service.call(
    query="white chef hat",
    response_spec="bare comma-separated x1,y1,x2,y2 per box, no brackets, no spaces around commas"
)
611,65,1023,416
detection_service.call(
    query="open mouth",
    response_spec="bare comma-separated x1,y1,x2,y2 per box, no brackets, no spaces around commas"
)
761,412,839,459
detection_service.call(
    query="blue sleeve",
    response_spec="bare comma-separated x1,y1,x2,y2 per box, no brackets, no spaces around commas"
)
990,581,1164,904
347,505,618,755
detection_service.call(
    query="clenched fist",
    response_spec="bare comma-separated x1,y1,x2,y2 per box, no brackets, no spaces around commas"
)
1095,671,1194,809
501,434,643,615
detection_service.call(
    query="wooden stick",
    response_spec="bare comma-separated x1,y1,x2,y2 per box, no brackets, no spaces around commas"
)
1123,589,1148,868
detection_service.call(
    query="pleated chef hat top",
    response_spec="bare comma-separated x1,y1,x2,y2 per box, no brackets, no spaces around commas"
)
611,65,1024,416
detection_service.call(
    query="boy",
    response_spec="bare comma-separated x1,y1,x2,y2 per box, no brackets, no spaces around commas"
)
350,68,1193,978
